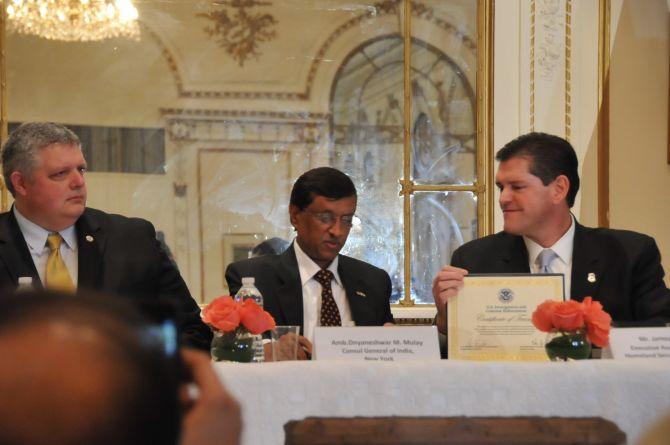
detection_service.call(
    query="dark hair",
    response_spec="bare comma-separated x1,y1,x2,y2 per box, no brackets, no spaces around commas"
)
496,132,580,207
0,291,181,445
289,167,357,210
1,122,82,196
251,237,290,257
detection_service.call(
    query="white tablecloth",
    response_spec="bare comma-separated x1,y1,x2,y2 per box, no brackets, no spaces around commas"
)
214,359,670,445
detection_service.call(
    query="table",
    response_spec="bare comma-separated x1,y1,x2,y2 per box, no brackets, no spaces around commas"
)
214,359,670,445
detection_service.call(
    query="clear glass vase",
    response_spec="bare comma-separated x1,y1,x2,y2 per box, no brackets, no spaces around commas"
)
211,330,255,362
544,329,592,361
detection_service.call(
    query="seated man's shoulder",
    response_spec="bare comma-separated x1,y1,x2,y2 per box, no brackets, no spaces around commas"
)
226,253,281,275
83,207,152,230
338,254,388,277
447,232,522,271
454,231,516,254
80,209,158,249
584,226,656,250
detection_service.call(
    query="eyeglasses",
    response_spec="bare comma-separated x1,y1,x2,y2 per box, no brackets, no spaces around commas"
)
304,209,355,227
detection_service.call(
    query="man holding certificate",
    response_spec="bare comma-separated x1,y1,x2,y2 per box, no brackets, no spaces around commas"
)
433,132,670,340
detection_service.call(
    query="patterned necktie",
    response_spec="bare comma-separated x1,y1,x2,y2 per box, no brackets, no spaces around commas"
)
46,233,75,292
314,269,341,326
536,248,558,274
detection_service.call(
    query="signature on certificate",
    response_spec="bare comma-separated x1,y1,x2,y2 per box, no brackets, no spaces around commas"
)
477,313,531,323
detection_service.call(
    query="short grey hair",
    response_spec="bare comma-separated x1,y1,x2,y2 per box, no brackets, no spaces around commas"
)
1,122,81,196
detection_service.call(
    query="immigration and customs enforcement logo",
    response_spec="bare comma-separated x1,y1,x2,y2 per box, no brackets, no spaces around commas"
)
498,288,514,303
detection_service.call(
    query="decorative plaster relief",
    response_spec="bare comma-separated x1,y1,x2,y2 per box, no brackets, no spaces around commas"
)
537,0,564,80
198,0,278,67
530,0,571,138
164,116,327,144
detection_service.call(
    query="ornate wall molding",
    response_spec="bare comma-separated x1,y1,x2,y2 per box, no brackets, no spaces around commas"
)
141,22,185,98
163,113,328,144
147,1,475,101
530,0,536,130
564,0,572,140
171,143,191,283
160,108,327,120
529,0,571,139
537,0,563,80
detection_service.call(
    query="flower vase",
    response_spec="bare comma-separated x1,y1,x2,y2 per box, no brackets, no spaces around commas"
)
544,329,592,361
211,330,255,362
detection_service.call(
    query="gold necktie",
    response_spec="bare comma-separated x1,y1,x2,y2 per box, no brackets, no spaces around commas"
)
46,233,75,292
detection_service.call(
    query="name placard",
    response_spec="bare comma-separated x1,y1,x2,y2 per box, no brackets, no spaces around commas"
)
601,327,670,359
313,326,440,362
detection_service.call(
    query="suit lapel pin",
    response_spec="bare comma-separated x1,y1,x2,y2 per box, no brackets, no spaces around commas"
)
587,272,596,283
355,291,366,297
85,235,94,242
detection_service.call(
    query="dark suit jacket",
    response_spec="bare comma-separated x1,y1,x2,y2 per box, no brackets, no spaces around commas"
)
225,244,394,332
0,207,212,350
450,222,670,323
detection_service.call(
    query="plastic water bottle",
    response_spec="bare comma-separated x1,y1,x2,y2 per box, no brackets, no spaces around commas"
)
234,277,265,363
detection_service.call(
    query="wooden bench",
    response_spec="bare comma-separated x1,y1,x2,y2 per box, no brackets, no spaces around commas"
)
284,416,626,444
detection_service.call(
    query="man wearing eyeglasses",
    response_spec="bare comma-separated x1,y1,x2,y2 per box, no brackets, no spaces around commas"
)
226,167,394,358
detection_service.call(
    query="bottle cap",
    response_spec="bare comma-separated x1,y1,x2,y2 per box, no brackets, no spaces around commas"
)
241,277,255,285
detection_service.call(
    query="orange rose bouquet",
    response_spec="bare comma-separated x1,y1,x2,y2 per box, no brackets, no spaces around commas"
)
532,297,612,361
203,296,276,362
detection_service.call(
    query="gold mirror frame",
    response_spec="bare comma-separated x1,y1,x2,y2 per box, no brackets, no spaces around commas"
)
397,0,494,306
0,2,8,209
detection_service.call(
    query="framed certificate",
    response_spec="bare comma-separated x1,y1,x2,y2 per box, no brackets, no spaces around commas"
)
447,274,565,361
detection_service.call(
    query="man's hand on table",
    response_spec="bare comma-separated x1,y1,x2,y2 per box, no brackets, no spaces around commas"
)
295,335,313,360
263,333,313,360
432,265,468,334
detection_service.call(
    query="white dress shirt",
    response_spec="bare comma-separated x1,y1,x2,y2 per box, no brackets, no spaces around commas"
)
523,215,575,299
293,240,354,342
14,207,78,288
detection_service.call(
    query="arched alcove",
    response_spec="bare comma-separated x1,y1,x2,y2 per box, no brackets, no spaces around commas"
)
330,35,477,302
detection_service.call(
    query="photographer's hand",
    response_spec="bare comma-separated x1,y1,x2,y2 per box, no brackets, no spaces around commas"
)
179,349,242,445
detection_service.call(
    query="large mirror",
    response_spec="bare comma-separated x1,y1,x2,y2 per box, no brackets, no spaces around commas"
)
2,0,491,305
